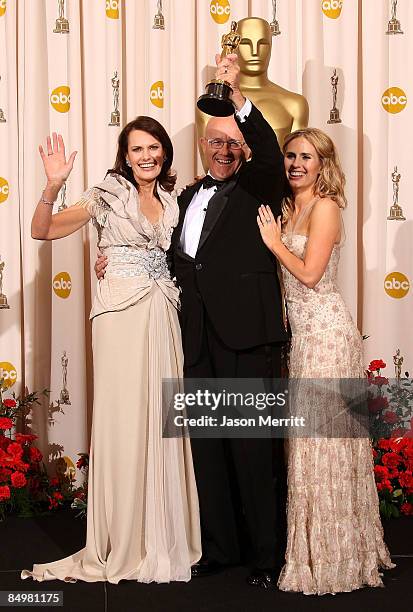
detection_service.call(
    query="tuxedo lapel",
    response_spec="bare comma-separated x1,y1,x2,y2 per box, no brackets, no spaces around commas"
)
197,179,235,253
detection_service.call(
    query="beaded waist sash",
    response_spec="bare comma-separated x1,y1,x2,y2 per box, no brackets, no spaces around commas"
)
105,246,171,281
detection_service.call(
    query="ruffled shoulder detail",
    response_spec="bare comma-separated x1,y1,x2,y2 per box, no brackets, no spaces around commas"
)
72,187,111,227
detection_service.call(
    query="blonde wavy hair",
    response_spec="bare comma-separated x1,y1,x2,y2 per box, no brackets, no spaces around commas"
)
282,128,347,224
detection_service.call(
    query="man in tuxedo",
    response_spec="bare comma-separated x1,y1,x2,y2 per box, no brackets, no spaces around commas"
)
95,54,288,588
173,54,289,588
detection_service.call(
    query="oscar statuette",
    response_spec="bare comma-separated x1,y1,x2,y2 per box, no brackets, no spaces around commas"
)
386,0,403,35
0,257,10,309
153,0,165,30
270,0,281,36
387,166,406,220
54,0,69,34
327,69,342,124
197,21,241,117
108,71,120,127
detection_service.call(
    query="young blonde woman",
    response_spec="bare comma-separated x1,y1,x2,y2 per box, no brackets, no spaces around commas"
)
257,128,394,595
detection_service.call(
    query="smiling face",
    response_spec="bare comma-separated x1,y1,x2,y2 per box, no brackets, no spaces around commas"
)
284,137,322,195
200,116,250,180
126,129,165,186
236,18,271,76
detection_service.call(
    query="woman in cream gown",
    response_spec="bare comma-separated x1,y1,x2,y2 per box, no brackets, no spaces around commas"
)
257,128,394,595
22,118,201,583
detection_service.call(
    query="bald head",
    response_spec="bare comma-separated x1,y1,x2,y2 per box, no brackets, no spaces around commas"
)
201,115,251,180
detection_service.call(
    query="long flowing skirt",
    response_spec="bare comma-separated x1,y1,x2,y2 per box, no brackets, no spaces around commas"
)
22,287,201,583
278,326,394,595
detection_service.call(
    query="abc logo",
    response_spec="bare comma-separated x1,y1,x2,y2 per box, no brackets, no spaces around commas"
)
382,87,407,114
50,86,71,113
0,362,17,389
106,0,119,19
0,177,9,204
150,81,164,108
53,271,72,299
0,0,6,18
210,0,230,25
384,272,410,299
322,0,343,19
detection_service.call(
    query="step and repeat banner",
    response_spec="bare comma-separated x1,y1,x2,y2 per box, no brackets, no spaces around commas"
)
0,1,411,476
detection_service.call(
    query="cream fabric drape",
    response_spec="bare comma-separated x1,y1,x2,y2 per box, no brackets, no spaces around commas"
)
0,0,411,472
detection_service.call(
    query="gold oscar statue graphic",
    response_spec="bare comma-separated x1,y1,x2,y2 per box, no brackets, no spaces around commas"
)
327,69,342,124
153,0,165,30
393,348,404,383
0,256,10,309
386,0,403,35
60,350,71,405
197,21,241,117
108,71,120,127
58,182,67,212
387,166,406,220
270,0,281,36
0,76,6,123
54,0,69,34
196,17,309,170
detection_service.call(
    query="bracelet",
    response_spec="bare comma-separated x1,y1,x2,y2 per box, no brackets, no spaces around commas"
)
40,191,56,206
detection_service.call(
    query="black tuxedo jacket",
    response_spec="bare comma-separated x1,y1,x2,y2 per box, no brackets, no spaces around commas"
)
170,103,290,366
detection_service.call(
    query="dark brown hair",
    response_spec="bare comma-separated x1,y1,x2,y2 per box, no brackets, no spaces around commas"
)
109,116,176,192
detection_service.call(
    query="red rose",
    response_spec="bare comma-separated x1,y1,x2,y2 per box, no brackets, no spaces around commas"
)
29,447,43,463
6,442,23,459
3,399,16,408
13,460,29,473
0,417,13,431
15,433,37,445
399,471,413,490
11,471,26,489
374,465,390,482
381,452,403,469
377,439,393,451
0,434,9,450
368,360,386,372
0,468,11,482
368,396,389,414
371,376,389,387
53,491,64,501
383,411,399,424
377,479,393,493
49,477,59,487
0,485,11,501
400,502,413,516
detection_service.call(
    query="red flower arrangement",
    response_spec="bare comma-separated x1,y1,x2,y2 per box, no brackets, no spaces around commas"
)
0,380,69,521
373,436,413,518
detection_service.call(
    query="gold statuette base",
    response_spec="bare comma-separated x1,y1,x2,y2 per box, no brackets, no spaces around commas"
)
387,205,406,220
197,80,235,117
327,108,342,124
0,294,10,309
386,19,403,35
108,110,120,127
0,108,6,123
60,388,71,405
270,20,281,36
54,18,70,34
153,14,165,30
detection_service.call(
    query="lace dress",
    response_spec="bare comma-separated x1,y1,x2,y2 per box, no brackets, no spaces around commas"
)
277,210,394,595
22,174,201,584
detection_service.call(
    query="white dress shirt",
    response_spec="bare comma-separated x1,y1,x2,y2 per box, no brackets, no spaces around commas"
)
180,98,252,258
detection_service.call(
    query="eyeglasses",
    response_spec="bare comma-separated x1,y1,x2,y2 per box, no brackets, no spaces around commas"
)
206,138,245,151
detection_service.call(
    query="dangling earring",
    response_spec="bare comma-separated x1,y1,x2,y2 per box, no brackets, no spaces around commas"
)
126,159,131,167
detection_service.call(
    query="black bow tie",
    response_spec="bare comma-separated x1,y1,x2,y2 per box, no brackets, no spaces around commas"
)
200,175,227,190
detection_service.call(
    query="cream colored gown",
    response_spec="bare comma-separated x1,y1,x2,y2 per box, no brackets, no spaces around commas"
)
277,205,394,595
22,174,201,584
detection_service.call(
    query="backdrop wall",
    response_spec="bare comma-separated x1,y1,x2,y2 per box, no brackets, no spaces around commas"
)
0,0,411,476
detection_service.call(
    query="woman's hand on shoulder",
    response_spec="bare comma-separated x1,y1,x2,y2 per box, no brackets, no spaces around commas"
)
39,132,77,188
